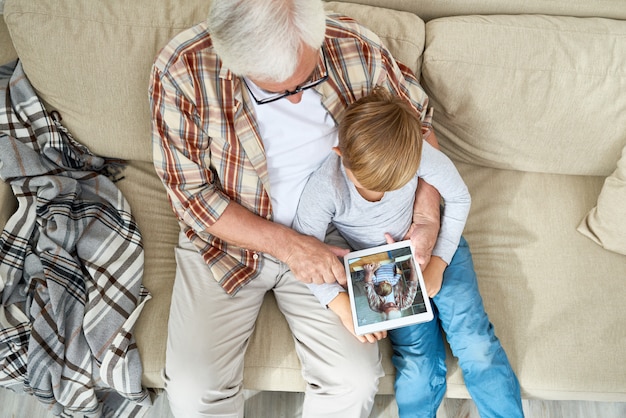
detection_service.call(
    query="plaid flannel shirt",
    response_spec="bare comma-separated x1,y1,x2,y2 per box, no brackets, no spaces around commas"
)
364,279,419,312
150,13,432,295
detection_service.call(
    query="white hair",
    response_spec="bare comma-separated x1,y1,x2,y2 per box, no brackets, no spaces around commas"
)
385,309,403,320
208,0,326,82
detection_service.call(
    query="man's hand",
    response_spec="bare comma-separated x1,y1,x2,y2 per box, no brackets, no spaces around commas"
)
328,293,387,343
404,221,438,268
282,233,349,286
203,202,349,286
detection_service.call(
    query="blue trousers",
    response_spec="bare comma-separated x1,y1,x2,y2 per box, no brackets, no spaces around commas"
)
389,237,523,418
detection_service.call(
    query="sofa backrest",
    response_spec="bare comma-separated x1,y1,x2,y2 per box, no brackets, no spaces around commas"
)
3,0,213,162
422,15,626,176
5,0,625,177
332,0,626,22
3,0,424,165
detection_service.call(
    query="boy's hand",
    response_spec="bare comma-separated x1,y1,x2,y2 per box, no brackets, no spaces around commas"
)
328,293,387,343
422,256,446,298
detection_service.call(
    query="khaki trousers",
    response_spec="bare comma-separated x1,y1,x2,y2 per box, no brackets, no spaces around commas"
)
164,232,383,418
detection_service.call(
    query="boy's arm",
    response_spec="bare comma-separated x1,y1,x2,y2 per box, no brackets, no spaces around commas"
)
414,141,471,266
306,282,346,308
328,292,386,343
422,256,447,298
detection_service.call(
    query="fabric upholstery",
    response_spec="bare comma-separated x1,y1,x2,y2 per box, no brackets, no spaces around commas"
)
0,17,15,64
0,17,17,259
422,15,626,177
329,0,626,22
0,181,16,230
2,0,625,403
3,0,213,162
577,145,626,255
113,161,180,388
456,161,626,399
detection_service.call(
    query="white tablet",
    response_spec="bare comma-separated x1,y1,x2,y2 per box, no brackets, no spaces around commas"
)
343,240,434,335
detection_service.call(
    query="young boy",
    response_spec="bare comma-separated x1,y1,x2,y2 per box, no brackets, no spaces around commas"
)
293,86,471,340
293,87,523,417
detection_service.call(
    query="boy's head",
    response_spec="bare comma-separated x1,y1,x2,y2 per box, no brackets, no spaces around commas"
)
337,87,423,192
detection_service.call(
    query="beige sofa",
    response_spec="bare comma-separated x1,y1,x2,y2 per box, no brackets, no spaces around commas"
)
1,0,625,405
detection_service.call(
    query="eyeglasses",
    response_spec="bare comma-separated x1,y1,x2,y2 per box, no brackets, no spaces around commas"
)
243,48,329,105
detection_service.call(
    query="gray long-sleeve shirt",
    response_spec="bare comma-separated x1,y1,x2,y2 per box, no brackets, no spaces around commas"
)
292,141,471,306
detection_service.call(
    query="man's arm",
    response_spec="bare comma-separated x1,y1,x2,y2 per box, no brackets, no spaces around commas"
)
397,279,419,310
206,201,349,286
408,179,440,267
151,61,348,287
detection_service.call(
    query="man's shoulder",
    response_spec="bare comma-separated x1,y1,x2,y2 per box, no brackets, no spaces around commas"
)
153,21,215,73
324,12,383,47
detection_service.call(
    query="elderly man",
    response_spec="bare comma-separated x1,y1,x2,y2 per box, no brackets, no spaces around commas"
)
149,0,441,416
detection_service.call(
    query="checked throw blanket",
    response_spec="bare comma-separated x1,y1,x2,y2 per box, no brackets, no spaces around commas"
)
0,60,152,417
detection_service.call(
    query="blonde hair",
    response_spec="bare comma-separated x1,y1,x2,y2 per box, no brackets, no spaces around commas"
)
337,87,423,192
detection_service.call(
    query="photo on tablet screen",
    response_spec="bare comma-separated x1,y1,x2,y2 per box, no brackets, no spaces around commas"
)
344,240,434,335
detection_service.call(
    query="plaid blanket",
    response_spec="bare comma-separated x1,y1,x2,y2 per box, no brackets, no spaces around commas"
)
0,60,152,417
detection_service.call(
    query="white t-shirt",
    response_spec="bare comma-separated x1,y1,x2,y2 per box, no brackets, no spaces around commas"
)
246,79,337,226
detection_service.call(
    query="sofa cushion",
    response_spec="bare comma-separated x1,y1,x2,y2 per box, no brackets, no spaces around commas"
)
3,0,213,162
0,14,17,222
0,181,16,228
4,0,424,165
455,162,626,400
577,145,626,255
422,15,626,176
112,161,180,388
0,16,16,65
